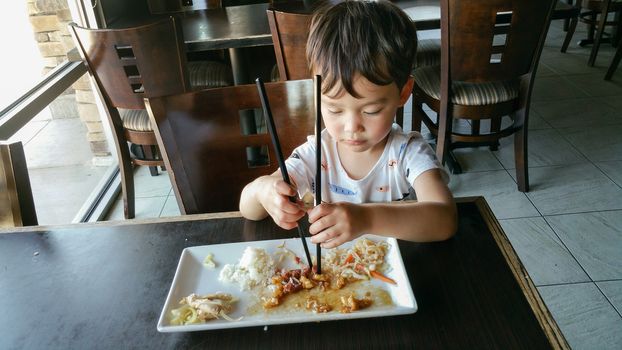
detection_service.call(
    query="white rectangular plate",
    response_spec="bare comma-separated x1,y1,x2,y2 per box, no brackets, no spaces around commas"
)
157,235,417,332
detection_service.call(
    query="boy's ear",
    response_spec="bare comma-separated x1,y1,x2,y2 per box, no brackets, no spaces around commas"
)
399,76,415,106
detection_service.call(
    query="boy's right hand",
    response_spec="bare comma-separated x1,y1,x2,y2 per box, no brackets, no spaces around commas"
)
255,176,306,230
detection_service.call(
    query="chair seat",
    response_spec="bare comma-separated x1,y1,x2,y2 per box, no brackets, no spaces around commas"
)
188,61,233,89
415,39,441,68
119,108,152,132
412,65,520,105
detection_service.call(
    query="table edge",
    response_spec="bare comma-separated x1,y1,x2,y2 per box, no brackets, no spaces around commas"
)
467,196,570,350
0,196,572,349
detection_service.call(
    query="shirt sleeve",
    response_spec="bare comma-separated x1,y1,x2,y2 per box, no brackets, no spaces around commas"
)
401,132,449,186
284,135,316,198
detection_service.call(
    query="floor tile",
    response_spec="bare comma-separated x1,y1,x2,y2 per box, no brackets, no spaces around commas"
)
448,170,540,219
493,129,587,169
562,124,622,162
531,76,590,102
527,109,554,130
500,217,589,286
546,211,622,281
105,196,168,221
597,280,622,316
133,165,173,198
538,283,622,349
516,163,622,215
595,160,622,187
532,97,622,129
565,73,622,97
29,165,108,225
452,147,504,172
602,94,622,110
540,51,605,76
160,195,182,218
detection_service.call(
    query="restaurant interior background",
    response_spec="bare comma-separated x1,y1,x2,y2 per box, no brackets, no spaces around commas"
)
1,0,621,348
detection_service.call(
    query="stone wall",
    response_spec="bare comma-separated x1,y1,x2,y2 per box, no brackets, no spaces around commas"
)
27,0,112,164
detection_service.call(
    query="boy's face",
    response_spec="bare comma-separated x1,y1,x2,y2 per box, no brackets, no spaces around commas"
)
321,74,413,155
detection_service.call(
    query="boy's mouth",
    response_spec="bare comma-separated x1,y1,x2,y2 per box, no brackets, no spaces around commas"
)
342,139,365,146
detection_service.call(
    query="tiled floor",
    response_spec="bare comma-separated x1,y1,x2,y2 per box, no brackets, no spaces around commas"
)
102,20,622,348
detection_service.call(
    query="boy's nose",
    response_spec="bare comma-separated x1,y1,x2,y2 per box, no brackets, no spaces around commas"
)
343,113,364,133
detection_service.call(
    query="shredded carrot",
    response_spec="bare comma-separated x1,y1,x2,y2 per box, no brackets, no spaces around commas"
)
370,270,397,285
343,254,354,265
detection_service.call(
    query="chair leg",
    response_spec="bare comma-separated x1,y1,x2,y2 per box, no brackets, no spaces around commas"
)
411,101,425,133
396,106,404,129
605,43,622,79
513,112,529,192
489,117,502,151
119,145,135,219
588,0,612,66
471,120,480,135
436,104,453,169
561,16,578,52
142,145,160,176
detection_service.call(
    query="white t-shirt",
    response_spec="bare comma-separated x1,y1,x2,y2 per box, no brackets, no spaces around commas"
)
285,124,447,203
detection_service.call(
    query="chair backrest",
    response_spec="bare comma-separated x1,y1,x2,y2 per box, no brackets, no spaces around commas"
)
0,142,37,227
145,79,316,214
148,0,221,14
442,0,556,83
69,17,191,111
267,6,313,80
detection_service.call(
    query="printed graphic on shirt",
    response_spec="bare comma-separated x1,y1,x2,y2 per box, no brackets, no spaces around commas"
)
290,152,300,159
321,161,328,171
376,185,390,192
398,142,407,159
388,159,397,168
329,183,357,196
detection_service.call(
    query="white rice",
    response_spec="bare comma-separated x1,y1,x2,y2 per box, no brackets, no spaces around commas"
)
218,247,275,291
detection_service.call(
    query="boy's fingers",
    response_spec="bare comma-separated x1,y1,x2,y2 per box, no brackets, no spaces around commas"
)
307,203,329,222
273,180,297,197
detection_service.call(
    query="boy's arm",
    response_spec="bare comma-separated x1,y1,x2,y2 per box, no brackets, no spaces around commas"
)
308,169,457,247
365,168,457,242
239,171,306,230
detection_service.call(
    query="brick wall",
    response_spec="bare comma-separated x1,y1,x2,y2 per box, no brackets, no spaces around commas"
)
27,0,112,164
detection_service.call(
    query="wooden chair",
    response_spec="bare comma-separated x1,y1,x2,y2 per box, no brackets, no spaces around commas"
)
70,17,232,219
412,0,556,192
145,79,316,214
147,0,221,13
563,0,622,65
605,39,622,78
0,142,37,227
267,5,313,81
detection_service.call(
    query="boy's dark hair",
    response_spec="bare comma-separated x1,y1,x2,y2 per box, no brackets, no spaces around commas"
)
306,0,417,97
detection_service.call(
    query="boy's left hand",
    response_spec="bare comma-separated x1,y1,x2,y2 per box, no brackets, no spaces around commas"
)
307,202,368,248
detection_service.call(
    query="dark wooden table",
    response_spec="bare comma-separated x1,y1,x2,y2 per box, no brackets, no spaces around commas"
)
175,1,441,53
0,197,567,349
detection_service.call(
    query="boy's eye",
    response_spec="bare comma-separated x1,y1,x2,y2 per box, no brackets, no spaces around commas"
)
327,109,342,114
363,108,382,115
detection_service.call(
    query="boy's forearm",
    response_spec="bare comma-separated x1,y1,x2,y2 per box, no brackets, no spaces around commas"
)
364,201,457,242
239,177,270,220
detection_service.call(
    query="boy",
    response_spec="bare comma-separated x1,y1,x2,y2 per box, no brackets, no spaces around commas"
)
240,0,456,248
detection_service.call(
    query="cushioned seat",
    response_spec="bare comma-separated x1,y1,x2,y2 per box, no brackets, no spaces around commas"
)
414,39,441,68
412,65,520,106
119,109,152,132
187,61,233,89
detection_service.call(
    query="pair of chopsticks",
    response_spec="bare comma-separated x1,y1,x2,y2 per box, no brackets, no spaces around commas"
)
256,76,323,274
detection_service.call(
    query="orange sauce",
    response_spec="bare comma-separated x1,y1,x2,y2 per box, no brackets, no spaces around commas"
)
247,281,393,316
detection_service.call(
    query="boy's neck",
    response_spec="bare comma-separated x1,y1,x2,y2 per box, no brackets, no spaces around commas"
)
337,136,389,180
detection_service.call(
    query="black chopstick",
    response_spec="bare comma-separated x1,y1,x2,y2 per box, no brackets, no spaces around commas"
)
314,75,322,274
255,77,314,271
